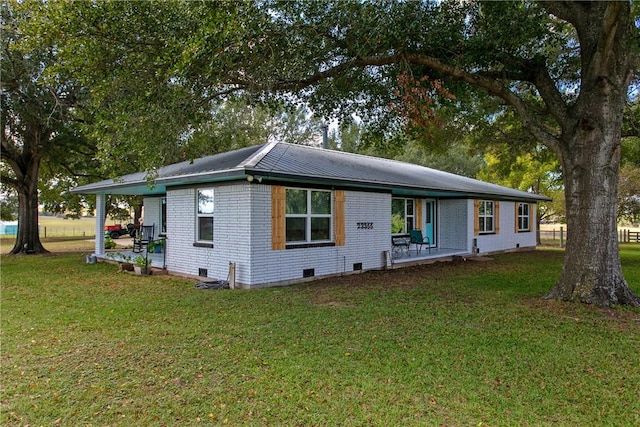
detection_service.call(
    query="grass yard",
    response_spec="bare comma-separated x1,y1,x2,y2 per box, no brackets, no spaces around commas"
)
2,246,639,426
0,237,97,254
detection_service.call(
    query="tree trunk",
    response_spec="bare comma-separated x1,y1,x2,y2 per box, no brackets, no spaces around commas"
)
545,87,639,307
133,201,143,225
10,155,48,254
542,1,639,307
547,147,638,306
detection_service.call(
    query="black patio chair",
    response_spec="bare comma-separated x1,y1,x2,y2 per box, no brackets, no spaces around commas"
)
133,224,155,253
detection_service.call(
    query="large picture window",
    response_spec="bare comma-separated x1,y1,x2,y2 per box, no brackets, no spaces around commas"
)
478,200,495,234
517,202,530,232
285,188,332,243
392,198,414,234
197,189,214,242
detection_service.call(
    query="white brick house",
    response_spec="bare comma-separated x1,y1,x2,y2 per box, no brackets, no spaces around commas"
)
73,142,549,288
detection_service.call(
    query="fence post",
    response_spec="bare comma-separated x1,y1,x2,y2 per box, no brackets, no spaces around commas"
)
560,226,564,248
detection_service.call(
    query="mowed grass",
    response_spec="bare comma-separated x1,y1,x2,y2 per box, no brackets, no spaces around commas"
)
0,237,97,254
2,247,639,426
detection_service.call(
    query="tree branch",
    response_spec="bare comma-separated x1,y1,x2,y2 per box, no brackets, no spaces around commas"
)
57,162,103,179
1,134,20,165
393,53,563,154
541,1,584,26
528,56,570,125
272,51,566,154
0,173,19,190
275,55,392,90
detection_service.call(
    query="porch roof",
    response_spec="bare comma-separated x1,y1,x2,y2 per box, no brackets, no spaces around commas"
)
72,142,550,202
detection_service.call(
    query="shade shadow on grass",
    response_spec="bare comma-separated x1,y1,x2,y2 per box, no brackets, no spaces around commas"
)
2,247,639,426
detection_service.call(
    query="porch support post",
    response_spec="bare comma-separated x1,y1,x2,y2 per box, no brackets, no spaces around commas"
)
95,194,106,257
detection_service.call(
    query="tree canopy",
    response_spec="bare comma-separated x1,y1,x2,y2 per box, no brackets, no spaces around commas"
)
8,0,640,306
1,2,93,253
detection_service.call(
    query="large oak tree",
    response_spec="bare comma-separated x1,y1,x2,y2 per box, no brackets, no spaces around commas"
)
40,1,639,306
1,3,90,254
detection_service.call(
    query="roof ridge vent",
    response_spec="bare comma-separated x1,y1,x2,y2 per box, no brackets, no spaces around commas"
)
238,142,278,168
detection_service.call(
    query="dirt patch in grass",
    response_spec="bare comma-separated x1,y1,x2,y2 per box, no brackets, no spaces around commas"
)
306,256,498,293
522,297,640,328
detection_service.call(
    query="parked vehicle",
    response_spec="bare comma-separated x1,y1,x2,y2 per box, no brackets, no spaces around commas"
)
104,223,138,239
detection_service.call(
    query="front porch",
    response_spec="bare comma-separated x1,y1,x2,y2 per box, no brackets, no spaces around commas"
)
389,246,470,267
101,245,470,273
102,249,166,269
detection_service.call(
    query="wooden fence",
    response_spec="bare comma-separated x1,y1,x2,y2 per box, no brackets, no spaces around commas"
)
540,227,640,247
540,227,567,247
621,230,640,243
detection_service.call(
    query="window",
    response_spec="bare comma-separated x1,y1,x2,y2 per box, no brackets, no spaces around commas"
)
392,198,414,234
196,189,214,242
517,202,530,232
478,200,495,234
285,188,332,243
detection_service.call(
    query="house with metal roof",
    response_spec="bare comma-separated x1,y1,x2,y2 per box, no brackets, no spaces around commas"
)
73,142,549,287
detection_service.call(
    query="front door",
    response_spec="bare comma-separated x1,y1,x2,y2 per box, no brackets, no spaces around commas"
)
424,199,436,246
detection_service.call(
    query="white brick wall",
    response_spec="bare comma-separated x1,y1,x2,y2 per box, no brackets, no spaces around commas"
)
165,184,253,282
245,188,390,286
142,196,162,240
471,200,538,254
176,184,391,286
161,182,537,287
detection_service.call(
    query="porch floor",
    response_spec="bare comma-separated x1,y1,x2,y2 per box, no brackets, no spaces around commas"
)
99,247,470,274
101,250,166,269
389,246,470,266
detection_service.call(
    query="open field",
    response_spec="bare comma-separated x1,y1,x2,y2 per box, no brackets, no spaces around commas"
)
1,216,130,239
2,246,639,426
0,216,129,254
0,237,135,255
36,216,98,238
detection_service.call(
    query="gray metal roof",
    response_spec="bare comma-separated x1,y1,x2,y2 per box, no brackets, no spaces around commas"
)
72,142,549,201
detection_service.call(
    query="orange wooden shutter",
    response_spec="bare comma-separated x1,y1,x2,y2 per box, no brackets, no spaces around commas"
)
473,200,480,236
495,201,500,234
415,199,422,231
271,186,286,250
529,203,534,231
334,190,345,246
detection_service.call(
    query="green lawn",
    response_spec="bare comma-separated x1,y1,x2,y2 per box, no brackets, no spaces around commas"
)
2,247,639,426
0,237,97,254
